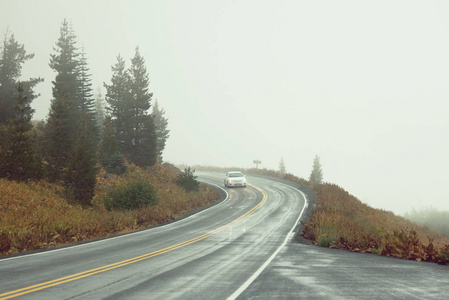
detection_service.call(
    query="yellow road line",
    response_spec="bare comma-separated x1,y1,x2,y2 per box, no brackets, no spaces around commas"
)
0,185,267,299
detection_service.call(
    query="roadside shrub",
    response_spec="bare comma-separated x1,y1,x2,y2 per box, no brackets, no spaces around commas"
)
438,245,449,264
176,167,200,192
103,180,159,211
317,234,335,247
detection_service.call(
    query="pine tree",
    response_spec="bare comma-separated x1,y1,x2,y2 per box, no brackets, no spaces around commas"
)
151,100,170,162
104,47,157,167
77,47,98,139
279,157,286,174
127,46,157,166
0,32,43,125
44,91,72,181
309,155,323,184
0,83,42,181
104,54,130,149
45,19,80,181
48,19,79,128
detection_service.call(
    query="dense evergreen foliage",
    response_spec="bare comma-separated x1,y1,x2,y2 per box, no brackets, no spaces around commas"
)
63,112,98,206
46,20,98,205
0,33,43,182
99,116,127,175
0,83,42,181
0,21,169,206
104,47,158,167
0,33,42,125
76,47,98,140
45,19,80,181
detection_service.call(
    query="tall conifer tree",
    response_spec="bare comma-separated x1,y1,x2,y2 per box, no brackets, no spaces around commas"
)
127,46,157,166
104,47,157,167
48,19,79,126
0,83,42,181
309,155,323,184
104,54,130,149
45,19,79,181
46,20,98,202
0,32,42,125
77,47,98,139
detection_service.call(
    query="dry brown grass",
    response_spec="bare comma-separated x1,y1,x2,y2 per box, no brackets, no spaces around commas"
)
302,183,449,265
0,163,219,256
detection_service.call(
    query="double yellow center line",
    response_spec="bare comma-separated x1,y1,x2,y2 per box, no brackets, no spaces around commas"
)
0,185,267,299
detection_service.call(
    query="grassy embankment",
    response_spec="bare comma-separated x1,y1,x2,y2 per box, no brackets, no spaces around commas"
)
194,165,449,265
0,163,219,256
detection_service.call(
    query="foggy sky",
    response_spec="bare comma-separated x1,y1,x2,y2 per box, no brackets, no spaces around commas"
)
2,0,449,214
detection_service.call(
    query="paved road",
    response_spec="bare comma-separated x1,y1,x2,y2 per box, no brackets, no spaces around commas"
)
239,238,449,299
0,173,308,299
1,173,447,299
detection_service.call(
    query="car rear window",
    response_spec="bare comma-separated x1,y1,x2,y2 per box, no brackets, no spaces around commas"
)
229,172,243,177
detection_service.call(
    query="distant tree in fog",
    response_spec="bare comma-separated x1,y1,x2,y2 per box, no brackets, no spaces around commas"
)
151,100,170,162
279,157,286,174
94,87,105,135
309,155,323,184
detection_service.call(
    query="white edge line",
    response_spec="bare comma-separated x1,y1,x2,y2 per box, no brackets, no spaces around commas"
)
0,180,228,262
227,183,309,300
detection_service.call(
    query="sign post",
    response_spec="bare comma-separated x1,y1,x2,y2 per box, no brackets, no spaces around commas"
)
253,160,261,169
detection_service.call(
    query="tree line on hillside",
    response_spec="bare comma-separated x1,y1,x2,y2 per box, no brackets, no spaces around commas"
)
0,20,170,206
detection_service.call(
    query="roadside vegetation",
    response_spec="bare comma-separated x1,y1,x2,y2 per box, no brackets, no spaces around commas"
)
0,21,213,257
0,163,219,256
193,165,449,266
302,183,449,265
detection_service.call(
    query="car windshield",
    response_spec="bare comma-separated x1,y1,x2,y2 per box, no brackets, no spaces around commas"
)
229,172,243,177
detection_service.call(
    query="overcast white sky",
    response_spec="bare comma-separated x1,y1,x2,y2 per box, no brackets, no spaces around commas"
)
2,0,449,214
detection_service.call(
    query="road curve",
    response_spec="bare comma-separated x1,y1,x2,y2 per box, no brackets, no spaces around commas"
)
0,173,308,299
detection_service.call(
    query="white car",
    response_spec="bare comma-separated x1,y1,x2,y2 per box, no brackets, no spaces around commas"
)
224,171,247,188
